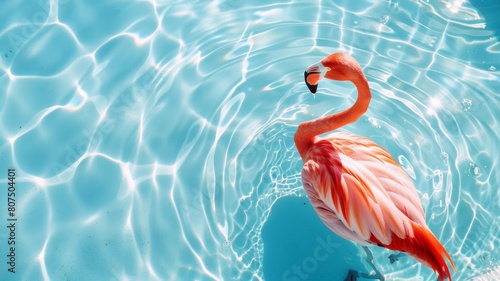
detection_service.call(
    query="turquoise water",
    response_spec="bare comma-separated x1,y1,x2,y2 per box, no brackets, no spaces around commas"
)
0,0,499,280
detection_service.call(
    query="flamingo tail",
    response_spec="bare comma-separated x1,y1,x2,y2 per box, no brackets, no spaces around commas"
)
372,222,456,281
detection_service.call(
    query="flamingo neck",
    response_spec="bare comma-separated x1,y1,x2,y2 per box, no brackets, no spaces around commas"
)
294,74,371,160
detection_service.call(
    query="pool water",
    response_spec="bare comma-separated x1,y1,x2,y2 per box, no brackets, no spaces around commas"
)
0,0,499,280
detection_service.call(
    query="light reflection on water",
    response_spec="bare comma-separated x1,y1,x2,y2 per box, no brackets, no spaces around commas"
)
0,0,499,280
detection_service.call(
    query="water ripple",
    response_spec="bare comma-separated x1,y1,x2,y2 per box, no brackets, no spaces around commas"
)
0,0,499,280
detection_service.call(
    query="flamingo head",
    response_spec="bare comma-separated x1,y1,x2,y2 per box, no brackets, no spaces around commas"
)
304,52,362,94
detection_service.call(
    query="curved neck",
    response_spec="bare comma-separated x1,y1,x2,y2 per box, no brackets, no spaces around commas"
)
294,75,371,159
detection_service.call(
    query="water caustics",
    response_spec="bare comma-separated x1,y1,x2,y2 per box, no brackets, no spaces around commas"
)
0,0,498,280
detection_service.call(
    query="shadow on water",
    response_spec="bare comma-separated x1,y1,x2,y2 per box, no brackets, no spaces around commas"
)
469,0,500,39
262,196,374,281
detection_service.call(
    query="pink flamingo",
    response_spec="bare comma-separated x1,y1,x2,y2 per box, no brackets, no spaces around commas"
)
295,52,455,280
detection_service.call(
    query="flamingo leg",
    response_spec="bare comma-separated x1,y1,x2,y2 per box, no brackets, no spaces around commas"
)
343,247,385,281
388,252,406,264
361,246,385,280
343,269,358,281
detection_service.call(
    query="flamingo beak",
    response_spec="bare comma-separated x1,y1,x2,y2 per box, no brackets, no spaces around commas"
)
304,64,322,94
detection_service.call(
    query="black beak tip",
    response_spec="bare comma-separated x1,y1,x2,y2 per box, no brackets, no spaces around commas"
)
307,83,318,94
304,71,318,94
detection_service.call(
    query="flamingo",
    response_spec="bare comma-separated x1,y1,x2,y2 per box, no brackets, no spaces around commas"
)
295,52,455,280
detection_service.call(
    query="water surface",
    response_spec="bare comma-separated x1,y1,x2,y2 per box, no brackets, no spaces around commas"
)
0,0,499,280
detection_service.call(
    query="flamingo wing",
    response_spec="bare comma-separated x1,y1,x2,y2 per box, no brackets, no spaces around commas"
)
301,132,426,246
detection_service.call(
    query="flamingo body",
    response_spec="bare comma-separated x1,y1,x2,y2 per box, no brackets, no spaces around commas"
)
296,53,455,280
